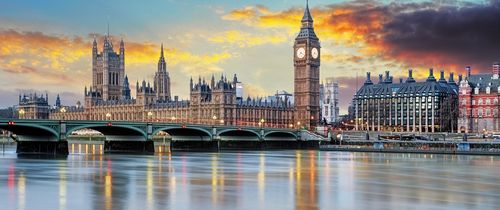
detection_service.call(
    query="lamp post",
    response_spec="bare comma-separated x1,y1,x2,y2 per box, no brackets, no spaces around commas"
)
212,115,217,126
171,116,177,124
147,111,153,123
260,118,265,128
212,115,217,137
220,119,224,125
60,107,67,120
105,113,111,121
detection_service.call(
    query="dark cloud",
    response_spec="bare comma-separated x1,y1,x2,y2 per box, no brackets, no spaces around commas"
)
381,1,500,72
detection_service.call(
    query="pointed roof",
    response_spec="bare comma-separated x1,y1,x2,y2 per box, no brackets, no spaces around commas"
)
301,0,313,23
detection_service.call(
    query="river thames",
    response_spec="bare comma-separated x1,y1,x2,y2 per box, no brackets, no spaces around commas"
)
1,144,500,210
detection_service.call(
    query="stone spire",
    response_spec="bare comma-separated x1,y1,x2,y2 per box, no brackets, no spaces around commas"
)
158,43,167,73
56,94,61,107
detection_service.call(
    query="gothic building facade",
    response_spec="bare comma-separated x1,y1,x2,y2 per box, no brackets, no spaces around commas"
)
320,78,339,124
18,93,50,119
48,2,316,129
293,2,321,128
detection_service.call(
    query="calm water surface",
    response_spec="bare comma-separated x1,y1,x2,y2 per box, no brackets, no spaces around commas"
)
1,144,500,210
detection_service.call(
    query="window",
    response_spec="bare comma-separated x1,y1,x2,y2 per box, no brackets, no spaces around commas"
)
487,87,491,94
486,99,491,105
478,99,483,105
461,99,466,105
472,100,475,105
478,109,483,117
475,87,479,94
487,109,491,116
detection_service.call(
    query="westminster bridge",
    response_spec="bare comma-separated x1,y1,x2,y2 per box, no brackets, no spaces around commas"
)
0,119,324,155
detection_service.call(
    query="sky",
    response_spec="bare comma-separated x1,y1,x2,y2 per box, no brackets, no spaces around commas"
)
0,0,499,114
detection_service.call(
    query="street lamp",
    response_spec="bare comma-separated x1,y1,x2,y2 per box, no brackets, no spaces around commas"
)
60,107,67,120
18,109,25,119
171,116,177,124
105,113,112,121
212,115,217,125
220,119,224,125
147,111,153,122
260,118,265,128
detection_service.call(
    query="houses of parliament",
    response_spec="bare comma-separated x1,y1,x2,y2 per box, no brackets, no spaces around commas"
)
36,3,321,128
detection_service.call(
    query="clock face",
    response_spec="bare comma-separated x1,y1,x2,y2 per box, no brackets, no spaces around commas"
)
296,47,305,59
311,47,319,59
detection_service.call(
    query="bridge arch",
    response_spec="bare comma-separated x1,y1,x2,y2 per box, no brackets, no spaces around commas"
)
0,123,59,141
66,124,147,141
217,129,261,141
153,126,212,141
264,131,298,140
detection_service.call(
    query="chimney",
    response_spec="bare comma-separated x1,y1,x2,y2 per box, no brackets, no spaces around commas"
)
378,74,383,84
406,69,415,83
426,68,436,82
399,78,403,83
364,72,373,85
448,72,455,83
439,70,447,83
466,66,471,77
458,74,463,82
385,71,390,81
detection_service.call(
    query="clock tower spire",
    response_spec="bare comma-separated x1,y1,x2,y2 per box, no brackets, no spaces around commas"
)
294,0,320,129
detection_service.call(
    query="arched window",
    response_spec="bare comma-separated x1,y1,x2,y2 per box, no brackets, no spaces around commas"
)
478,99,483,105
474,87,479,94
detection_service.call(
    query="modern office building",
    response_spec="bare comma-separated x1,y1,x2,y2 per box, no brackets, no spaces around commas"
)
352,69,458,132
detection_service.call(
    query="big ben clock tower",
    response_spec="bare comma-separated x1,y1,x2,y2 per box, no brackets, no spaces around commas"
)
294,0,320,129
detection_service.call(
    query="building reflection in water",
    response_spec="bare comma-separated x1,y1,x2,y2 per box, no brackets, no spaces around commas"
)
18,172,26,210
59,162,67,210
146,159,154,210
258,153,265,203
294,151,318,210
70,143,103,154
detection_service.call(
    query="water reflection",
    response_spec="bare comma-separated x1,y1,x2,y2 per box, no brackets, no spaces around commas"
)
1,144,500,210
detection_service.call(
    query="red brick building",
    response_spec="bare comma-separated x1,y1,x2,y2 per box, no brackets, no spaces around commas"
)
458,65,500,133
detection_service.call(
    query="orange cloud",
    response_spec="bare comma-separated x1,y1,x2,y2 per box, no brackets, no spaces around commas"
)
0,30,233,89
242,82,268,98
208,30,287,48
